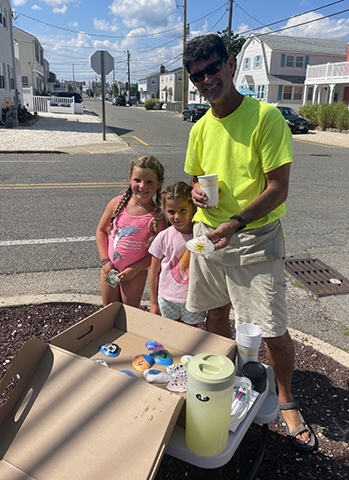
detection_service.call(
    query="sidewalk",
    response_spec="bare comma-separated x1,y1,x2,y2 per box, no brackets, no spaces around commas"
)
0,110,129,154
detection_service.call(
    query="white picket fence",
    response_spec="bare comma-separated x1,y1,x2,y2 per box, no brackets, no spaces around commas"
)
22,87,49,112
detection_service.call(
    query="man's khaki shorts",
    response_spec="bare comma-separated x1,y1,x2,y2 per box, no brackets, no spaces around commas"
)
186,220,287,338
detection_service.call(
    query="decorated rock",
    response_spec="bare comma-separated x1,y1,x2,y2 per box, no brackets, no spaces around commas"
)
143,368,172,384
149,349,173,366
132,354,154,372
145,340,165,351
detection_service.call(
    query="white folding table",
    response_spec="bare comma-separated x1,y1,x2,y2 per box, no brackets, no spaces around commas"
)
166,366,280,479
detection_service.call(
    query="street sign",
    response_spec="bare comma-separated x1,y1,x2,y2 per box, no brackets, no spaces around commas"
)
90,50,114,75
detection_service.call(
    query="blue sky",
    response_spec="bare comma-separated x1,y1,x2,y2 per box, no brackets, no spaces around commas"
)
11,0,349,85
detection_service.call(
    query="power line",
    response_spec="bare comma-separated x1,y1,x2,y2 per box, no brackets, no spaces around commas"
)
235,0,345,35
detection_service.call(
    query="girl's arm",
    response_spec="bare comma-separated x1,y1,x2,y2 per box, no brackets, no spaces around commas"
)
96,197,118,273
149,256,162,315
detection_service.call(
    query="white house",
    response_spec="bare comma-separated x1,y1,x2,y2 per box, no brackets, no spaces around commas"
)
234,34,348,108
159,67,182,103
0,0,17,107
304,53,349,105
13,26,48,94
138,69,161,102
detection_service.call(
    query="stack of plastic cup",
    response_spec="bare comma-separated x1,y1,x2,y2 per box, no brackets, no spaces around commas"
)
236,323,262,374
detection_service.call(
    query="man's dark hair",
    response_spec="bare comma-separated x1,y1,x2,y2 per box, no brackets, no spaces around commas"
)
183,34,228,73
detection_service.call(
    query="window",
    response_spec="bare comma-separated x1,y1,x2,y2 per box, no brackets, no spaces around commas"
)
10,67,15,90
189,91,196,101
256,85,266,100
295,56,304,68
0,63,5,89
307,86,313,101
243,58,250,70
286,55,294,67
0,5,7,28
177,73,183,81
283,86,292,100
151,78,156,85
22,75,29,87
254,55,262,69
294,86,303,100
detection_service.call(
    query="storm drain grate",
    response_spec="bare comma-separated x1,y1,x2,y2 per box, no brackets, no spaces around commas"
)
285,258,349,297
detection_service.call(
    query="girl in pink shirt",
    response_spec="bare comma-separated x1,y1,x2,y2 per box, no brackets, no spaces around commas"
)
149,182,206,325
96,155,167,307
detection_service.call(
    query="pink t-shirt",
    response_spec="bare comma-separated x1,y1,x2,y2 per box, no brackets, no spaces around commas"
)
148,225,193,304
108,198,155,271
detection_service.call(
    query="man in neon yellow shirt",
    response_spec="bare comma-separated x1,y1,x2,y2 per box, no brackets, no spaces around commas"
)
183,33,316,452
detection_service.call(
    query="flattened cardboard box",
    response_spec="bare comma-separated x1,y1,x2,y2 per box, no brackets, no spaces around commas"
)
0,338,184,480
0,303,235,480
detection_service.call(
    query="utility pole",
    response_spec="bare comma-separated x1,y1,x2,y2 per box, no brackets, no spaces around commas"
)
181,0,187,113
127,50,131,104
226,0,234,53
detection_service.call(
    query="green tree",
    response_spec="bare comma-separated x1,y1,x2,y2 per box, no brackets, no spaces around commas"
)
216,29,246,60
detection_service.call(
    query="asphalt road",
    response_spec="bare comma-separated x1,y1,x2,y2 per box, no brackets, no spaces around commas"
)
1,102,349,354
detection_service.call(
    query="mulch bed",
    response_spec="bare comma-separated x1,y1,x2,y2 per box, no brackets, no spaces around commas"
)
1,303,349,479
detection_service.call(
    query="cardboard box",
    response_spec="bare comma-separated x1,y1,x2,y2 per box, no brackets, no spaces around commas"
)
50,303,236,425
50,302,236,382
0,338,184,480
0,303,236,480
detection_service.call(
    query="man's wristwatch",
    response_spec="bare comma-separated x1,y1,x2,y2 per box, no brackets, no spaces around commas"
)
230,215,246,231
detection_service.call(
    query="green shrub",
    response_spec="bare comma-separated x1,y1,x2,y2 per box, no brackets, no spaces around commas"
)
318,103,336,130
144,99,157,110
299,104,320,129
333,102,349,131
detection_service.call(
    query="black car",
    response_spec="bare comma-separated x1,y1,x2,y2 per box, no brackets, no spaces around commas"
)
182,103,210,122
112,96,127,106
276,106,310,134
52,92,83,104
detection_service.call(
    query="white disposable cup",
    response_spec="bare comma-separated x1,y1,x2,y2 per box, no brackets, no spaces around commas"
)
197,174,219,207
236,323,262,349
236,323,262,373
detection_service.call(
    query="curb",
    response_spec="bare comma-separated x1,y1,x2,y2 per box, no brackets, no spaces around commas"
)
2,294,349,369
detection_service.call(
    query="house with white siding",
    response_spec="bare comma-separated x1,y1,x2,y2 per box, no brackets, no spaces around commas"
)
0,0,17,107
159,67,182,103
13,26,48,95
234,34,348,108
138,67,164,102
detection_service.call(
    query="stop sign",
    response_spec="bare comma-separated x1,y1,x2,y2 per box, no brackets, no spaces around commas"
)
90,50,114,75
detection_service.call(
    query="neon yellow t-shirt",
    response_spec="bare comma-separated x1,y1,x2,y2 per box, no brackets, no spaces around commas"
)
184,96,293,229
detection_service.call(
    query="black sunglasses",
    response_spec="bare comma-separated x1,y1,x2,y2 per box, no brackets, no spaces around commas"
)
189,57,228,83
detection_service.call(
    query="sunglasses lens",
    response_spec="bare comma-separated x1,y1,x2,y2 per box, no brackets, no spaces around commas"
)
190,58,226,83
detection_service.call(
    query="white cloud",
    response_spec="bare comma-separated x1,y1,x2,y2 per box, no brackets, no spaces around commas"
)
109,0,176,29
282,12,349,39
31,4,42,10
13,0,27,6
93,18,118,32
43,0,76,6
69,21,79,28
53,5,68,14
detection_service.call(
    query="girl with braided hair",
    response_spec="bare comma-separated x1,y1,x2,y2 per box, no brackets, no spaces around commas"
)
96,155,167,307
149,181,206,325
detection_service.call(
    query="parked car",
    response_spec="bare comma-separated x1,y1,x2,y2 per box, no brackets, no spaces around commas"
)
52,92,83,104
182,103,210,122
276,106,310,134
112,96,127,106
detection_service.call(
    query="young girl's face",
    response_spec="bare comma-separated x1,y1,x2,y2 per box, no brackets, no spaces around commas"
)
165,198,195,234
130,167,162,203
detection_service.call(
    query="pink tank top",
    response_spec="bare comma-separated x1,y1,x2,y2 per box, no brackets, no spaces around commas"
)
107,198,155,271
